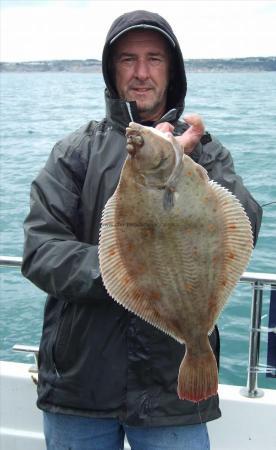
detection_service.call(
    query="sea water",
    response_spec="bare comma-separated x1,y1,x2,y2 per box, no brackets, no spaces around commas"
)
0,71,275,389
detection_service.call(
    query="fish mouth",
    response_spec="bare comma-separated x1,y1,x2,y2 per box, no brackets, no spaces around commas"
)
126,122,144,134
126,124,144,156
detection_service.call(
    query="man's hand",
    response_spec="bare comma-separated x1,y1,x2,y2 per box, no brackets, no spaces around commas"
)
155,114,205,155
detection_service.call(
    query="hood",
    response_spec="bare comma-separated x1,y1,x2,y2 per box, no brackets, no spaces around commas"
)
102,10,187,118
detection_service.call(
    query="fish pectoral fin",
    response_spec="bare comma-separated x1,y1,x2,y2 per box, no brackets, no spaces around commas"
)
163,137,184,211
177,338,218,402
163,186,175,210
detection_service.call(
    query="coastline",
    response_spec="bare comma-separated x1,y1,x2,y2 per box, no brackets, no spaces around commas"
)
1,57,276,73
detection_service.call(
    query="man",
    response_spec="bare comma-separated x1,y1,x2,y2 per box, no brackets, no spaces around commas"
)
22,10,262,450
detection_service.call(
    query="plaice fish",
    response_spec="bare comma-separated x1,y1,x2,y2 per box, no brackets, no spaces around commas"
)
99,122,253,402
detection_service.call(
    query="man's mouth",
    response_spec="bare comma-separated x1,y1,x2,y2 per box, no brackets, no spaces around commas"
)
131,87,153,94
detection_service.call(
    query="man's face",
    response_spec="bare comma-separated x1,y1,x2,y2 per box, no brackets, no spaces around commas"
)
113,30,171,122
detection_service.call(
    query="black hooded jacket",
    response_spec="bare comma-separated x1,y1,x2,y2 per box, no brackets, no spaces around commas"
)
21,10,262,426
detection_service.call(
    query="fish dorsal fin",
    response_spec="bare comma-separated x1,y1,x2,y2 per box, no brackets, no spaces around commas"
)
208,180,253,322
99,192,184,343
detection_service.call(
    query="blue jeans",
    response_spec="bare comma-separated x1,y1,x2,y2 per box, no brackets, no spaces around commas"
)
43,411,210,450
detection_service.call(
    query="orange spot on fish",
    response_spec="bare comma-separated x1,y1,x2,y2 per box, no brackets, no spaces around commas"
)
208,223,215,232
170,318,183,333
129,263,146,277
122,275,131,286
149,290,161,302
108,248,116,257
154,310,162,320
126,242,135,252
208,297,218,315
184,283,193,293
143,227,154,238
228,252,235,260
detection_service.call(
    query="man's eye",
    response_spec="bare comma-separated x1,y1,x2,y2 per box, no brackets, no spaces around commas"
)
150,57,162,64
121,57,135,64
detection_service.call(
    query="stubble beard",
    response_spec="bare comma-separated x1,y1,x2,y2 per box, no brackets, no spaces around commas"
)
128,90,168,121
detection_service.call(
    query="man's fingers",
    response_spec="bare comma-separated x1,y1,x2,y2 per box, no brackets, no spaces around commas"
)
183,114,205,136
176,114,205,154
155,122,175,134
155,115,205,155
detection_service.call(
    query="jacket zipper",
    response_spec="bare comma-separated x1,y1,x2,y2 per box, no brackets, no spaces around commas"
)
52,301,69,377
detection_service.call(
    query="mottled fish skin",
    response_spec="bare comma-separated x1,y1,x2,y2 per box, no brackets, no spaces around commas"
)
99,122,253,402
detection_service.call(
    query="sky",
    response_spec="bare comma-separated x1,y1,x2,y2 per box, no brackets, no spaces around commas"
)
0,0,276,62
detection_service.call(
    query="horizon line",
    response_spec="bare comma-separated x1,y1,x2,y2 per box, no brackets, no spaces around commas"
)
1,56,276,65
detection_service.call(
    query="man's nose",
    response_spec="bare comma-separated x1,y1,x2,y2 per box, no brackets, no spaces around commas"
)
135,60,150,80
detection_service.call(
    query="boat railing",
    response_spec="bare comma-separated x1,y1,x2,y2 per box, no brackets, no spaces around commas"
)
1,255,276,398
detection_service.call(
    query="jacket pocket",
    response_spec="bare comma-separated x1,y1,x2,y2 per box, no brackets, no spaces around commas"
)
52,301,72,374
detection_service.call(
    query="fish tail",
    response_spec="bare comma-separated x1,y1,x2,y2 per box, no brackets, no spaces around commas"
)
177,339,218,402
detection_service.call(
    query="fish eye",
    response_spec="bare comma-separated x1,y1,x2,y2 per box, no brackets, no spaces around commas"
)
151,156,169,170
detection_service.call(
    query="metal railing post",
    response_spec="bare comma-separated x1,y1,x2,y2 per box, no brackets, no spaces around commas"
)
241,281,264,398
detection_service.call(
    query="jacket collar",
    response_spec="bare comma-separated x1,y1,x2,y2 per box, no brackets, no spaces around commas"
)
105,89,183,133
